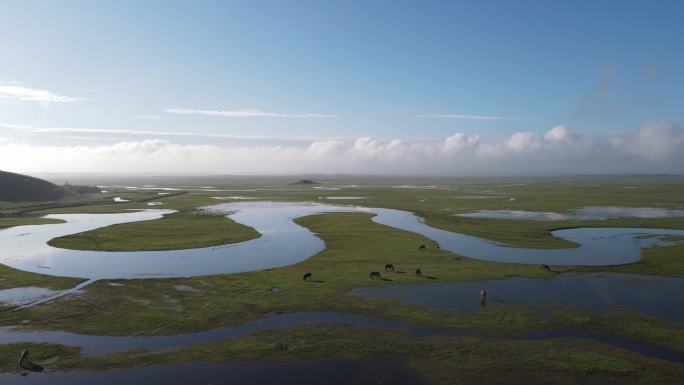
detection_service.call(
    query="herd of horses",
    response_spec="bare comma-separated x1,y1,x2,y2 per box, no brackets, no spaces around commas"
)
302,245,557,282
302,244,431,282
303,263,425,281
301,243,557,291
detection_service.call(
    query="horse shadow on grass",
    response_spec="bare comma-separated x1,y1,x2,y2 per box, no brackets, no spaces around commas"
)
417,275,437,280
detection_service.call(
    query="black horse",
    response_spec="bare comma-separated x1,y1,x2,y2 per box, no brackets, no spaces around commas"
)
370,271,382,279
540,264,552,272
415,268,422,277
418,244,426,250
303,272,312,281
384,264,395,272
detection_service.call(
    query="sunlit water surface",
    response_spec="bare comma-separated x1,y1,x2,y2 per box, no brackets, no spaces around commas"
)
0,202,683,279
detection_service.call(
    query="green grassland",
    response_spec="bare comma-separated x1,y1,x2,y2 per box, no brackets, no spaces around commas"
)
22,175,684,250
2,212,683,353
0,263,84,291
13,175,684,275
0,216,64,229
48,210,260,251
0,176,683,381
1,213,557,335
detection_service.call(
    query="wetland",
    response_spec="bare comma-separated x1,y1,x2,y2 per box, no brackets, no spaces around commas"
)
1,176,683,384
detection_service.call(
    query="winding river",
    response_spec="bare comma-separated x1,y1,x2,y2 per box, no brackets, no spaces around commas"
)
0,201,683,279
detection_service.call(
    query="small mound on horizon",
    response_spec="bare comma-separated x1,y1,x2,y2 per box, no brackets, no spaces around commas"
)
290,179,320,185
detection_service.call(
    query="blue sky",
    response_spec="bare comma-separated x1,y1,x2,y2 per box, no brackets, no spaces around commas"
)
1,1,683,174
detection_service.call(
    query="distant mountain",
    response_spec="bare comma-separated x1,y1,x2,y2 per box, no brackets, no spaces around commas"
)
290,179,319,185
0,170,69,202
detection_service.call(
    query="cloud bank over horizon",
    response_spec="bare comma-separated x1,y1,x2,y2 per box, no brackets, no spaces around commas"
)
0,122,682,176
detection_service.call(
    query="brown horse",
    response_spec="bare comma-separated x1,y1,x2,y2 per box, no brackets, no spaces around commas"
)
303,272,312,281
540,264,552,272
415,268,422,277
370,271,381,279
418,244,426,250
384,264,395,272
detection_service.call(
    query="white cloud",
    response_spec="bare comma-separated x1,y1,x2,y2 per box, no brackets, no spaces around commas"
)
443,133,481,155
543,125,575,141
418,113,537,121
0,85,85,103
620,121,683,162
306,140,345,157
165,108,339,119
0,122,681,175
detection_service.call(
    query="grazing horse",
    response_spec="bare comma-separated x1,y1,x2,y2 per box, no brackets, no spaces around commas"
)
540,264,552,272
418,244,426,250
18,349,42,372
384,263,395,272
370,271,382,279
415,268,422,277
303,272,312,281
18,350,28,368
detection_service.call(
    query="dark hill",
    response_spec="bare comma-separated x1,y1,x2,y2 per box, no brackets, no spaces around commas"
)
290,179,319,185
0,170,69,202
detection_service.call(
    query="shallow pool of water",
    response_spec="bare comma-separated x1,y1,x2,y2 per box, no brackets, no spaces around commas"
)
211,196,255,200
0,358,425,385
1,202,683,279
0,287,63,306
323,196,366,200
353,273,684,320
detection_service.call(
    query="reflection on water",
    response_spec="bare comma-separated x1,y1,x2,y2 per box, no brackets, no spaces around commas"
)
0,358,425,385
353,273,684,321
0,202,683,279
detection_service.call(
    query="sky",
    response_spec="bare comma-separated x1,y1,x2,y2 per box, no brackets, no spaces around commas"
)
1,0,683,175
